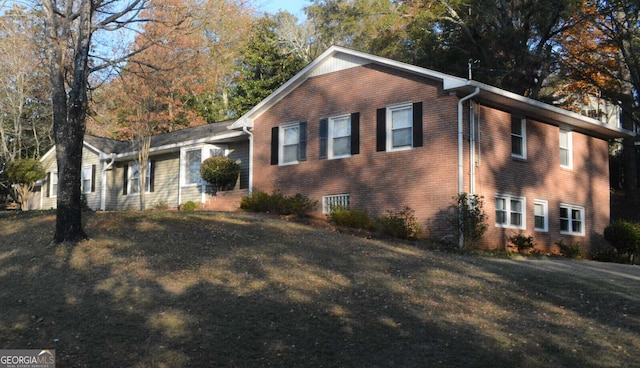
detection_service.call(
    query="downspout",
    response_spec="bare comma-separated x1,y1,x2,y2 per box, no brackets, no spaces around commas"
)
243,124,254,192
458,87,480,249
100,153,115,211
469,101,476,195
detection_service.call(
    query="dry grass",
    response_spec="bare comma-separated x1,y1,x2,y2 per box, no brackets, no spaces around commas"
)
0,210,639,367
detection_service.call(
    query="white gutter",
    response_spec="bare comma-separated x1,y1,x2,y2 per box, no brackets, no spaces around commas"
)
458,87,480,249
243,124,254,192
100,153,115,211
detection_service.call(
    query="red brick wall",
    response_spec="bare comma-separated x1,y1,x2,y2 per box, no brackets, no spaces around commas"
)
251,64,611,251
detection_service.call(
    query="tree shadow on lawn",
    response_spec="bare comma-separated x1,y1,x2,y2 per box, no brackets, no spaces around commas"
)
1,211,639,367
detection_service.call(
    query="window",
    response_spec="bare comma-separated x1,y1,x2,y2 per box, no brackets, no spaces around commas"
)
559,129,573,169
276,122,307,165
388,103,413,150
127,162,151,195
534,199,548,232
560,204,585,235
495,194,526,229
82,165,93,194
185,149,202,185
511,117,526,159
329,115,351,158
322,194,350,214
50,172,58,198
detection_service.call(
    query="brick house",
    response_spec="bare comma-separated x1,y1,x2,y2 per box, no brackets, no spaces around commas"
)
230,46,633,252
30,121,250,211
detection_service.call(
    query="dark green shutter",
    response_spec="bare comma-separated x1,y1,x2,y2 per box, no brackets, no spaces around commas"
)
91,165,96,192
123,164,128,195
271,127,279,165
298,121,307,161
46,172,50,198
351,112,360,155
149,161,155,192
413,102,423,147
319,118,328,159
376,108,386,152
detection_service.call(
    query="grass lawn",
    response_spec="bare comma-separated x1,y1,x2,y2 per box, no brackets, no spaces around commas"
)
0,210,639,367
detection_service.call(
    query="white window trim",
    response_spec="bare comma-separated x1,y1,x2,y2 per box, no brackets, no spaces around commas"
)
328,114,351,160
279,122,302,166
50,171,58,198
322,193,350,214
180,144,227,187
495,194,526,230
386,102,413,152
560,203,585,236
81,165,92,194
560,129,573,169
511,117,527,159
127,161,151,195
534,199,549,232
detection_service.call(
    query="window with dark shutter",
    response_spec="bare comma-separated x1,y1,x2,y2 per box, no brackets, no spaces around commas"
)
91,165,96,192
298,121,307,161
123,165,128,195
319,118,328,159
271,126,279,165
46,172,50,198
149,161,155,192
351,112,360,155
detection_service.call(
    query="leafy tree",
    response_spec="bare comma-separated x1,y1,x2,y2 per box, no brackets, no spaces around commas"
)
226,13,307,117
5,158,45,210
452,193,488,249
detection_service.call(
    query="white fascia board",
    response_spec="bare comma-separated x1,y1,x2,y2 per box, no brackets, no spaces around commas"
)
83,141,106,156
40,146,56,162
113,130,245,160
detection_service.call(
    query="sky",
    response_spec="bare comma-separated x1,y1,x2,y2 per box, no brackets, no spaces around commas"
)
256,0,310,19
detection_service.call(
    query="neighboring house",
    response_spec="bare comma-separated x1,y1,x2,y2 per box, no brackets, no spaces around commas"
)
230,46,633,252
30,120,249,211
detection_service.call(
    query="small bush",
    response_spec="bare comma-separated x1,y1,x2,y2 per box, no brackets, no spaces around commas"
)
604,220,640,257
200,156,240,191
240,191,317,218
592,246,619,263
556,240,587,259
377,206,421,240
509,234,535,254
154,200,169,210
328,206,374,230
451,193,488,249
181,201,198,211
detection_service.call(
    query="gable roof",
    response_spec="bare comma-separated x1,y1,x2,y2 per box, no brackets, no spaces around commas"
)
230,45,633,139
41,120,244,162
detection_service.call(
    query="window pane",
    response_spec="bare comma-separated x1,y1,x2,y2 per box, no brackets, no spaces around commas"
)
560,148,569,166
186,150,201,184
572,209,582,232
560,219,569,231
283,145,298,163
333,118,350,137
560,207,568,219
511,213,522,226
333,136,351,157
284,126,299,145
512,136,523,156
511,119,522,135
393,127,412,147
534,203,544,216
535,216,545,229
559,130,569,147
392,108,411,129
496,198,506,224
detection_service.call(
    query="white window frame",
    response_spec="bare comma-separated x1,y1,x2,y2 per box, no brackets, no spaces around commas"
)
534,199,548,232
386,102,413,152
50,171,58,198
180,144,227,187
495,194,526,230
322,194,350,214
328,114,351,159
280,122,302,165
127,161,151,195
511,117,527,159
81,165,92,194
560,203,585,236
559,129,573,169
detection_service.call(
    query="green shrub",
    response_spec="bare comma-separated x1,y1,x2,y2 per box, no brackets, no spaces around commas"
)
509,234,535,254
153,200,169,210
452,193,488,249
328,206,374,230
6,158,45,210
592,246,619,263
377,206,421,240
556,240,587,259
181,201,198,211
200,156,240,191
604,220,640,256
240,191,317,218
